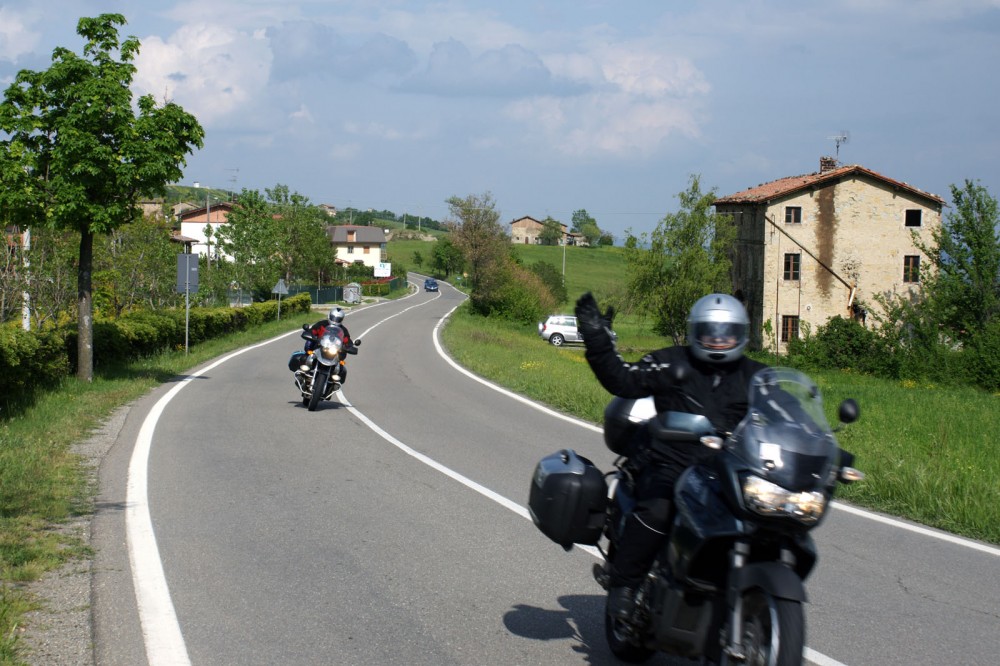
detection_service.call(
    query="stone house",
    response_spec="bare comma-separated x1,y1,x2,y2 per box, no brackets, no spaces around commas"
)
714,157,945,353
510,215,569,244
325,225,387,270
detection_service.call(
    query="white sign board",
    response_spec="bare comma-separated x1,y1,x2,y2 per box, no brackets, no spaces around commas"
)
374,262,391,278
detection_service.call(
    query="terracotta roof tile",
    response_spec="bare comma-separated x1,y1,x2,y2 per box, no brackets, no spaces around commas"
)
715,164,945,206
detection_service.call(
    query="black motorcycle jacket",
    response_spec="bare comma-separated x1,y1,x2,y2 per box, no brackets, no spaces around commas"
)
584,334,766,470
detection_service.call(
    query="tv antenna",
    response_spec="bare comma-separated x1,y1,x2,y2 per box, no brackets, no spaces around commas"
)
225,168,239,200
828,131,850,160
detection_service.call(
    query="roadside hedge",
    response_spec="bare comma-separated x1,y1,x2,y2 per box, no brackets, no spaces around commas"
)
1,293,312,415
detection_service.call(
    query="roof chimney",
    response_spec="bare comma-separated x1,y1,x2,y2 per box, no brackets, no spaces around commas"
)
819,156,838,173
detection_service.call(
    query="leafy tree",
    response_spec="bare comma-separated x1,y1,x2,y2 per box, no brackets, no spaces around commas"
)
0,14,204,381
622,175,735,343
412,250,424,269
447,192,509,309
432,236,464,277
571,208,604,246
265,184,335,286
914,179,1000,341
1,226,78,329
93,214,180,317
571,209,595,234
215,188,282,301
539,216,564,246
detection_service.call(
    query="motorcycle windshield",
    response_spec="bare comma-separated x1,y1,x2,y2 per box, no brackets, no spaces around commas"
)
318,328,344,361
731,367,837,490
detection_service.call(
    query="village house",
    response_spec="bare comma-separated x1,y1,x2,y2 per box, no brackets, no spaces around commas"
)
714,156,945,353
177,201,235,262
325,225,387,270
509,215,572,245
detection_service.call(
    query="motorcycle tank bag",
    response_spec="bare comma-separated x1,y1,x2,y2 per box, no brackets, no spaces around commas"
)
288,351,308,372
529,449,608,548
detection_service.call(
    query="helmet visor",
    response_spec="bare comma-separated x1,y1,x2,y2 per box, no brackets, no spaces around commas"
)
693,322,746,351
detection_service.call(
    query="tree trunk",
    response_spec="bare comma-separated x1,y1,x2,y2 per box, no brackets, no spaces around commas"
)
77,230,94,382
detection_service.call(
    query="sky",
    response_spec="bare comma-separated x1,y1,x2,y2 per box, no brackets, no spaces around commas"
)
2,1,999,241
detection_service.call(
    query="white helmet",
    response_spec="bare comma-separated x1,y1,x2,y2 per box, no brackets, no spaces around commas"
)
687,294,749,364
329,307,345,324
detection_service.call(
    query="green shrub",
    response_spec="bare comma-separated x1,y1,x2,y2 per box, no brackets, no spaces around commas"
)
962,322,1000,392
0,327,69,412
529,261,567,305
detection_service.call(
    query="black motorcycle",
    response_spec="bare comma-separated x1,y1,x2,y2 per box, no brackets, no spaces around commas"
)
529,367,862,664
289,324,360,411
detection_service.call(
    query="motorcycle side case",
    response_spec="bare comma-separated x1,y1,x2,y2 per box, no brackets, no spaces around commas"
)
288,350,309,372
529,450,608,548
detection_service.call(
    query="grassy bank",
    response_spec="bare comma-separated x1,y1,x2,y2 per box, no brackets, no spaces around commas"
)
441,305,1000,545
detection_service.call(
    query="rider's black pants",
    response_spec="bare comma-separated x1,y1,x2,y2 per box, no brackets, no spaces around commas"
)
609,463,680,589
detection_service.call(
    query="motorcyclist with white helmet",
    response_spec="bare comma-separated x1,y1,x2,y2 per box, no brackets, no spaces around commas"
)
574,291,768,620
302,307,355,383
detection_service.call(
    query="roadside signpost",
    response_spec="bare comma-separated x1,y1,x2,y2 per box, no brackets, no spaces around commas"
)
176,254,199,353
272,278,288,320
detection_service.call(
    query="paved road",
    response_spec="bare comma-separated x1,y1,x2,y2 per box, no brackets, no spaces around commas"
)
90,276,1000,665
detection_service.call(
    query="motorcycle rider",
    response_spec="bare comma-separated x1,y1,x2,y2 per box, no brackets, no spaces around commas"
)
302,307,354,383
574,291,768,620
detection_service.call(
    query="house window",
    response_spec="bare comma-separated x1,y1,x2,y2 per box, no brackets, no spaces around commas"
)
347,231,356,242
785,206,802,224
783,253,801,281
905,210,922,227
903,255,920,283
347,246,355,255
363,245,370,254
781,315,800,342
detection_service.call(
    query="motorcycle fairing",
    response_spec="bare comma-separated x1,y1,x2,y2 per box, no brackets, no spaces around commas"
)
667,465,743,588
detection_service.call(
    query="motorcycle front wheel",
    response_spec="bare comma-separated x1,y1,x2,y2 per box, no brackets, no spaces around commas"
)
307,368,328,411
724,590,804,666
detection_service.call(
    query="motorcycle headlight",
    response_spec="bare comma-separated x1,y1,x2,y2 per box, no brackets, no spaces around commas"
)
320,337,343,360
742,475,827,525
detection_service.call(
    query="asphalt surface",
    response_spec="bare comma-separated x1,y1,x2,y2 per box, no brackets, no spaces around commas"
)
21,276,1000,665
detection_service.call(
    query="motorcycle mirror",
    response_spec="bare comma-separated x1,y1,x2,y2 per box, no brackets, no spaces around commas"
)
354,338,362,346
302,324,310,331
838,398,860,425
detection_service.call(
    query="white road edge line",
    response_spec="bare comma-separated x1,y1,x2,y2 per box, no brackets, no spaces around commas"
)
125,294,412,665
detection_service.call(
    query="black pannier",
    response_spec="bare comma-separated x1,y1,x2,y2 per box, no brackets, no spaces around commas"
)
288,351,308,372
529,449,608,548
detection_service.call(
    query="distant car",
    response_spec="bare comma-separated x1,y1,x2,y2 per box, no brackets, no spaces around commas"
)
424,278,439,292
537,314,617,346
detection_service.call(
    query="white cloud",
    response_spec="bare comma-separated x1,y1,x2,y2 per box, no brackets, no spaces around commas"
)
0,7,40,61
506,93,702,158
597,46,709,99
500,40,710,159
329,142,362,161
133,22,272,126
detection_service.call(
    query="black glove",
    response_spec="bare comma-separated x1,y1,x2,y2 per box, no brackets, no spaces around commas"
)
575,292,614,346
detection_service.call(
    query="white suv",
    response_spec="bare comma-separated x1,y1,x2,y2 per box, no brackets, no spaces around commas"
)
538,315,583,346
538,314,617,346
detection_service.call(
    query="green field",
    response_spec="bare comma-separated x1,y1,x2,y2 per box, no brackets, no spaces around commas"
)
388,237,628,307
